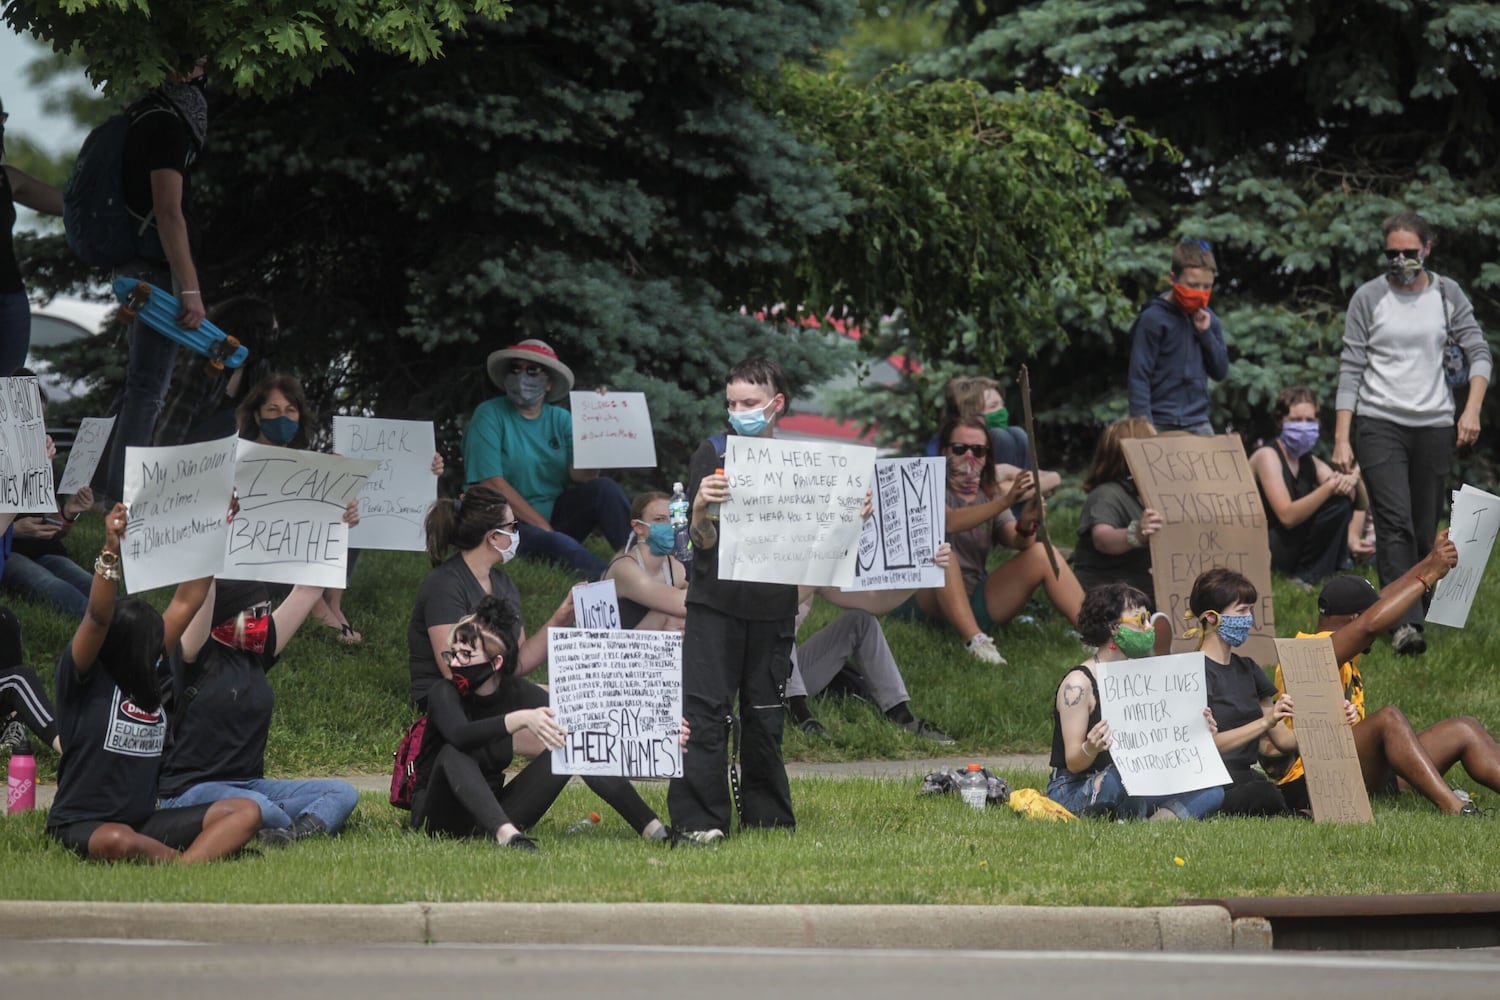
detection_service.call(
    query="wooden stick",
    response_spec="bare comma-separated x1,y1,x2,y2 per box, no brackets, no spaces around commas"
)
1018,364,1060,578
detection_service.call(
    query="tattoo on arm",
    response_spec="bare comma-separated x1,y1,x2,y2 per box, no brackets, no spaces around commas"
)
1062,683,1086,707
690,520,718,550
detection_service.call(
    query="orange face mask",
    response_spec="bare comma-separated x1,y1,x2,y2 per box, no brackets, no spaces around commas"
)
1171,282,1212,313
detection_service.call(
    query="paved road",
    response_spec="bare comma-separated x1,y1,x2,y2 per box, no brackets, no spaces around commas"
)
4,940,1498,1000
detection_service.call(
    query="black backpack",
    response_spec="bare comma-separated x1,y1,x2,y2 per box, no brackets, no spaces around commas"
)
63,101,176,267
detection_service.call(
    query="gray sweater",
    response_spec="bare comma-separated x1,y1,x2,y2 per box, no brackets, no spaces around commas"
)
1337,272,1493,427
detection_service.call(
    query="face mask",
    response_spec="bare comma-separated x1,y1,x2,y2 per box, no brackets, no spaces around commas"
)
1279,420,1320,460
1171,282,1212,313
985,408,1010,430
727,401,775,436
259,415,299,446
210,613,270,654
1216,613,1254,648
640,521,675,556
504,371,549,408
449,659,496,697
490,527,520,564
1386,252,1424,287
1113,625,1157,659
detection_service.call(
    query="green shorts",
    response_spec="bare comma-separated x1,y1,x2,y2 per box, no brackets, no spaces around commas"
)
890,574,997,634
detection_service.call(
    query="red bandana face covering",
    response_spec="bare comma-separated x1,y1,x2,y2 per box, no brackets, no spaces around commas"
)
1171,282,1212,313
211,614,270,653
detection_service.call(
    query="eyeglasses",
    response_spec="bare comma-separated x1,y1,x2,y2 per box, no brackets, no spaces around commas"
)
492,520,519,534
440,645,484,667
1383,247,1423,261
948,443,989,458
508,363,548,377
1118,611,1151,630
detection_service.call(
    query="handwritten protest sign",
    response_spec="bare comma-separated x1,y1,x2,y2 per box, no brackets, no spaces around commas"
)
332,416,436,552
1274,637,1373,823
852,456,945,591
1094,652,1231,797
0,376,57,514
548,628,683,778
120,437,238,593
1427,484,1500,628
57,416,116,496
1121,435,1276,663
573,578,622,630
226,441,377,588
570,391,656,469
719,437,875,587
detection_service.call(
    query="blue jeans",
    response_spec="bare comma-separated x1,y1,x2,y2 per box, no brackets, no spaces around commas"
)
158,777,360,832
93,262,179,504
1047,765,1222,820
0,290,31,376
1,552,92,617
517,476,632,578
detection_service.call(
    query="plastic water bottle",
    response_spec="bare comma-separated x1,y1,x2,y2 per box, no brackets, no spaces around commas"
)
565,811,602,834
7,740,36,814
959,763,987,811
669,482,692,564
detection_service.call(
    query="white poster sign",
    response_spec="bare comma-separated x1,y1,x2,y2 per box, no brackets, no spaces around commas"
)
548,628,683,778
572,578,622,630
120,436,238,593
718,437,875,587
1094,652,1231,797
570,391,657,469
852,456,946,591
332,416,436,552
0,376,57,514
1427,483,1500,628
57,416,116,496
225,441,377,588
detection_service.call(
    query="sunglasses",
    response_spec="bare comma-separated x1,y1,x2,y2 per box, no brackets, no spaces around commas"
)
948,443,989,458
1118,611,1151,630
1383,247,1423,261
508,363,549,377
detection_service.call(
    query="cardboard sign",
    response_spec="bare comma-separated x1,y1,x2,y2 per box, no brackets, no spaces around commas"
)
548,628,683,778
572,578,622,630
1094,652,1231,797
1273,637,1374,824
0,376,57,514
225,441,377,588
570,391,657,469
718,437,876,587
1427,484,1500,628
57,416,116,495
332,416,436,552
1121,435,1276,663
851,457,946,591
120,437,238,593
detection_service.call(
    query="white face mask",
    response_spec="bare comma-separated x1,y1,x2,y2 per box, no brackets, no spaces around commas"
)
490,528,520,564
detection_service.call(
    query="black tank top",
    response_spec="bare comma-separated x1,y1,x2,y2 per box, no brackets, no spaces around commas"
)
1,168,23,294
1255,444,1317,532
1048,663,1112,773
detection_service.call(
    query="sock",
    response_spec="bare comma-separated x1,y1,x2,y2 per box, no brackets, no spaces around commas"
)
885,702,916,726
786,696,813,724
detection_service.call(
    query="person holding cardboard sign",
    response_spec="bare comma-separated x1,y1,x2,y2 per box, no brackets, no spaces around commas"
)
1070,417,1166,610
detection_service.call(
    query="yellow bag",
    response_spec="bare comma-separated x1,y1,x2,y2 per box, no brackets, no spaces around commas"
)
1006,788,1076,822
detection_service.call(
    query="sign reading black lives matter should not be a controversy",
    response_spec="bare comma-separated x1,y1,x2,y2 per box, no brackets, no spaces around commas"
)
1094,652,1231,797
549,628,683,779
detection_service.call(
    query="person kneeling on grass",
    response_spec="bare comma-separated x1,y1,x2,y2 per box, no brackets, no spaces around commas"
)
1260,537,1486,817
409,594,671,851
1047,583,1223,821
45,505,261,862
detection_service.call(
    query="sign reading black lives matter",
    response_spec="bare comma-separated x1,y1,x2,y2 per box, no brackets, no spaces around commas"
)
549,628,683,779
0,376,57,515
1120,435,1276,664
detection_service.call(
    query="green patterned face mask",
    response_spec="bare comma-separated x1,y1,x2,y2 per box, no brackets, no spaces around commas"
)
984,408,1009,430
1113,624,1157,659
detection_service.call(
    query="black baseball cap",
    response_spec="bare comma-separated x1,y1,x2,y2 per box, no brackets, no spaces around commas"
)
1318,575,1379,616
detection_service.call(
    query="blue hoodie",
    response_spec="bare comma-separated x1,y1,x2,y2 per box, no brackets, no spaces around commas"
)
1127,293,1229,430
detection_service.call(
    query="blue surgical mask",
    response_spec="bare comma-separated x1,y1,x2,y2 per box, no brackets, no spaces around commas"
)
504,371,549,408
1279,420,1320,460
727,402,774,436
643,522,675,556
1216,613,1254,648
259,416,299,446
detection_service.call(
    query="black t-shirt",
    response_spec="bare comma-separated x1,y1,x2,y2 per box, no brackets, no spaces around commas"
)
1,167,22,294
1205,652,1278,770
47,645,167,829
407,555,523,705
157,619,279,798
1069,480,1155,604
121,101,195,253
684,437,798,621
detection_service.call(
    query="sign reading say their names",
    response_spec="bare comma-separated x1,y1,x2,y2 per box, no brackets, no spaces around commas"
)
852,456,946,591
1273,637,1373,824
120,436,238,593
1427,484,1500,629
332,416,436,553
1094,652,1231,797
570,391,657,469
0,376,57,514
57,416,116,496
226,441,378,588
1120,435,1276,664
719,436,875,588
549,628,683,779
572,578,622,630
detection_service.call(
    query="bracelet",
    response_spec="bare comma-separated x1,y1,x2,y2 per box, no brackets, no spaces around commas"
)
180,290,201,297
1015,521,1038,538
1125,518,1142,548
63,509,81,524
94,550,122,582
1416,573,1432,594
1081,742,1095,758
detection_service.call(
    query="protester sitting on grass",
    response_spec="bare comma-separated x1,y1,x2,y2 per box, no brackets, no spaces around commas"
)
44,504,261,862
603,491,688,631
408,594,669,851
155,579,360,845
911,416,1084,665
1047,583,1223,821
1068,416,1164,607
926,375,1061,498
1261,541,1486,816
1,604,62,755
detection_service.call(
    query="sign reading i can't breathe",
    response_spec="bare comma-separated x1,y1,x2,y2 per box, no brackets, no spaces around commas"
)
548,628,683,779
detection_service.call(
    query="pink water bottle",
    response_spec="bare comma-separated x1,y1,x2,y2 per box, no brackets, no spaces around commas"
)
7,740,36,813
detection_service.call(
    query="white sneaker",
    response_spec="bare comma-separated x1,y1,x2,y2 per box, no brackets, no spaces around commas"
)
965,633,1006,665
677,828,725,846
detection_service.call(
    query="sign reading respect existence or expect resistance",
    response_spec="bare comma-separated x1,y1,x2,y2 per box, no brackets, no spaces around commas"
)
121,436,239,593
548,628,683,779
1094,652,1231,798
718,437,876,588
0,376,57,515
1120,435,1277,664
333,416,436,553
852,456,946,591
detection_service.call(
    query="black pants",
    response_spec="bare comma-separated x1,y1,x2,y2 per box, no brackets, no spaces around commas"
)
1219,766,1290,816
1268,495,1353,583
668,604,796,834
1353,417,1452,629
0,606,59,748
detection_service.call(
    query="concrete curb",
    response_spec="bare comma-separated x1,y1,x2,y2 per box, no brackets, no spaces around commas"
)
0,900,1247,951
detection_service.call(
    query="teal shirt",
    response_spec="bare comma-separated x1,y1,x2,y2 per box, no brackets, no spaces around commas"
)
462,397,574,520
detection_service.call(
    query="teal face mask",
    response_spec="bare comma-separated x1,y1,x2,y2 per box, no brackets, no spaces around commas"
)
644,522,675,556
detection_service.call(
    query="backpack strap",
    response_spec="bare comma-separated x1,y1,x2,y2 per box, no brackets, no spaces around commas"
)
709,432,729,460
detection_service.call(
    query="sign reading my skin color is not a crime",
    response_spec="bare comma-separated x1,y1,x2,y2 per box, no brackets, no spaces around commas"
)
120,436,239,593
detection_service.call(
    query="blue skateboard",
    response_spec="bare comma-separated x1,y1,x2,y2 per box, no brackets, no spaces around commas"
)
113,277,249,370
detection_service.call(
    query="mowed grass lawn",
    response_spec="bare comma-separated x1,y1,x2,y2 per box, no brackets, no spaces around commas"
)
3,505,1498,904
